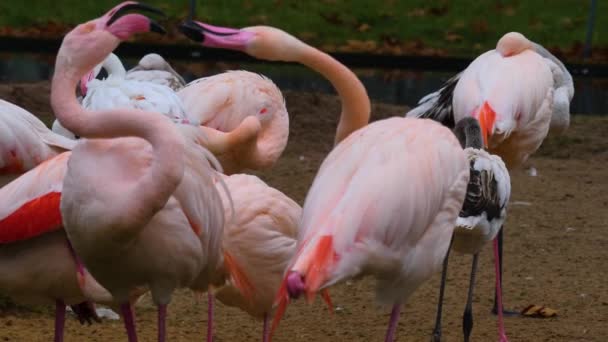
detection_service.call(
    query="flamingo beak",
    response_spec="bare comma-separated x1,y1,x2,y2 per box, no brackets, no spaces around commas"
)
477,101,496,148
102,2,166,39
178,20,255,50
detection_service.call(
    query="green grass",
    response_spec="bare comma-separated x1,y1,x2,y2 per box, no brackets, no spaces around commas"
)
0,1,606,58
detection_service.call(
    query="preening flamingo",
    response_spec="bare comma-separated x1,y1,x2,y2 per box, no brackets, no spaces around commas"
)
178,20,371,170
431,118,511,342
0,99,75,186
211,173,300,342
178,70,289,174
48,3,225,342
407,31,565,315
272,117,469,342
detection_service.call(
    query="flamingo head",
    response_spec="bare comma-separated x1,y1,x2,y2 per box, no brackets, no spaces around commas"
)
179,20,307,62
58,1,165,87
496,32,533,57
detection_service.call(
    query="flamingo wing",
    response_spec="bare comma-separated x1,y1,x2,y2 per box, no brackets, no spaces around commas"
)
405,72,460,128
0,152,70,243
0,100,75,178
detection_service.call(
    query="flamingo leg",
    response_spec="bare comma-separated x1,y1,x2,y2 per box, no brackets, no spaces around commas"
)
491,227,519,316
384,304,402,342
493,239,509,342
54,299,66,342
207,292,214,342
262,312,269,342
431,235,454,342
463,253,479,342
158,304,167,342
120,302,138,342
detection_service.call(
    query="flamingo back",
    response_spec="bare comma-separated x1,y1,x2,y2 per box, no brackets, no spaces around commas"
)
291,117,469,304
0,100,74,182
82,77,188,124
214,174,301,317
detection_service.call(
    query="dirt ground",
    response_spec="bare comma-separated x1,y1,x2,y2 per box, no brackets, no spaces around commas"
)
0,81,607,341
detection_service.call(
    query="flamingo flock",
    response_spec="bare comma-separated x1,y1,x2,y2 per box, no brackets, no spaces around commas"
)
0,2,572,342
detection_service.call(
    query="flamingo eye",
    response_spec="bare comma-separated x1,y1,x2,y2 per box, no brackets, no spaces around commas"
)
259,108,268,115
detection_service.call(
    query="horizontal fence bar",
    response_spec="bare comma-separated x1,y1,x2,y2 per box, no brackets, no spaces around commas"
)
0,36,606,78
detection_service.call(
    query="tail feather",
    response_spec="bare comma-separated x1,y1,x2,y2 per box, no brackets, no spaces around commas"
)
222,251,255,303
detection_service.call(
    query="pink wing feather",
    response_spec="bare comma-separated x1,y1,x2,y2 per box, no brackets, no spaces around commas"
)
0,152,70,243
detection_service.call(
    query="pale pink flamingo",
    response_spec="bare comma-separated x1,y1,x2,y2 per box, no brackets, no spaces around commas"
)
0,99,75,186
178,20,371,171
407,31,567,319
178,70,289,174
210,173,301,342
431,118,511,342
48,3,225,342
271,117,470,342
0,152,125,342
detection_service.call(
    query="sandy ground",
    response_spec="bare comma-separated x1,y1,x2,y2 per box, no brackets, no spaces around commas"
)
0,81,607,341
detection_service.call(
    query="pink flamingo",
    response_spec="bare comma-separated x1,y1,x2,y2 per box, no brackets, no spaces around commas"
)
272,117,470,342
0,99,74,186
211,173,301,342
407,31,568,320
178,20,371,170
178,70,289,174
48,3,225,342
0,152,139,342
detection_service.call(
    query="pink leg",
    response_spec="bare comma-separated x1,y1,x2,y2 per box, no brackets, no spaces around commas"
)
493,239,509,342
384,304,401,342
158,304,167,342
262,312,269,342
120,302,138,342
54,299,66,342
207,292,214,342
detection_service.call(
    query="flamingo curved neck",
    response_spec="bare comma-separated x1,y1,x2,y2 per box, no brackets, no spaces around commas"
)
298,45,370,144
51,52,185,226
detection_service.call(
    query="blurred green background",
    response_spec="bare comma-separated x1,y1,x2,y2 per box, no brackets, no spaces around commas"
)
0,1,605,60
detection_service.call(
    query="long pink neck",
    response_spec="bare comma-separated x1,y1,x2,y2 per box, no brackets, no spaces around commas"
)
51,58,185,225
299,46,370,144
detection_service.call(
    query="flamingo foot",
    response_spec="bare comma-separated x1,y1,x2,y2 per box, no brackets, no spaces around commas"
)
54,300,65,342
70,301,101,325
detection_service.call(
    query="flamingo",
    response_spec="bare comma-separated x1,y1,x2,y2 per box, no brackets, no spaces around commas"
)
47,3,226,342
0,99,75,186
178,70,289,174
178,20,371,170
271,117,469,342
406,31,566,316
210,173,300,342
0,152,135,342
127,53,187,91
431,118,511,342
